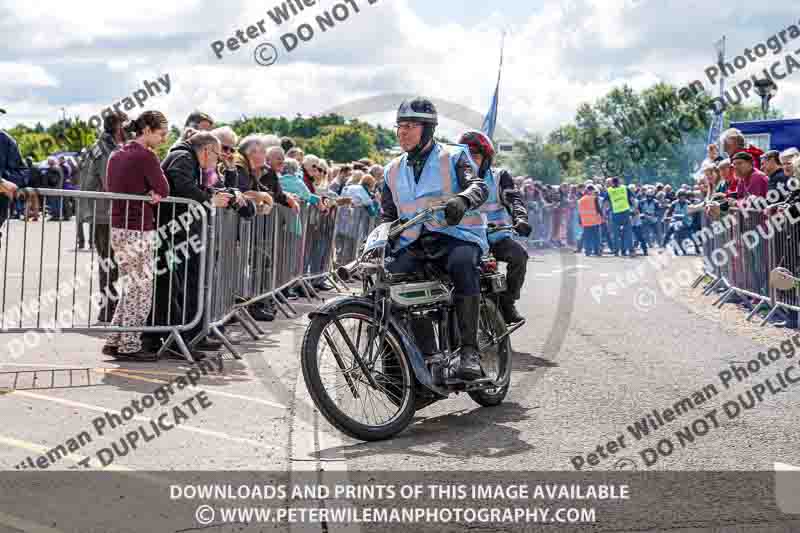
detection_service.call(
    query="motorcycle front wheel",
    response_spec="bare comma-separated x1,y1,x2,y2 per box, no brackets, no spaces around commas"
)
301,305,416,441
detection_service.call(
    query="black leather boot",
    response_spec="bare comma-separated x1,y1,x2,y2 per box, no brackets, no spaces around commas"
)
499,294,524,324
453,295,482,381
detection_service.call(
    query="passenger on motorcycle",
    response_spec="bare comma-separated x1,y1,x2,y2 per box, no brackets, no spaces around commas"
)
380,97,489,381
458,130,531,324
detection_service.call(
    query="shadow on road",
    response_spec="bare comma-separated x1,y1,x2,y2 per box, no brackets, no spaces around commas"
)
511,350,558,372
318,402,537,461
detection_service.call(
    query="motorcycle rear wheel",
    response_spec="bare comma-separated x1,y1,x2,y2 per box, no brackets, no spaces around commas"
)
301,305,416,441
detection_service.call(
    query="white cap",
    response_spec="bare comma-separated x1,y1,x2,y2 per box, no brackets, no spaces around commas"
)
780,147,800,161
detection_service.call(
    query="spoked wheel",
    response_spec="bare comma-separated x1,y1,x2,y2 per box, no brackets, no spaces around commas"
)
301,305,416,441
469,297,512,407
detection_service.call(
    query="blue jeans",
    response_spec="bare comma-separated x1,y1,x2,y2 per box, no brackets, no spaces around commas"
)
612,211,633,255
582,225,601,255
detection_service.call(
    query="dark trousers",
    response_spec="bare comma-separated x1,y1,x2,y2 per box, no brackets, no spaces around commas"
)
0,196,8,241
632,225,648,254
143,225,204,346
491,236,528,300
602,220,616,253
94,223,118,321
641,222,658,246
612,211,633,255
582,225,601,256
387,233,482,296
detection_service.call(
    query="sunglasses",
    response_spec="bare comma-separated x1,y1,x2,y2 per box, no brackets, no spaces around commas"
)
221,145,235,154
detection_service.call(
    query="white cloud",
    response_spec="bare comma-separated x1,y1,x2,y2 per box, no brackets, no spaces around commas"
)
2,0,799,139
0,63,59,88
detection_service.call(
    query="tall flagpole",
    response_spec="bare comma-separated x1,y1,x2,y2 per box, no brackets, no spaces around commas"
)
482,32,506,141
707,35,726,149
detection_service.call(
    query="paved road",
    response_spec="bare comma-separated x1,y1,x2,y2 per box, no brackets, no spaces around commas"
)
1,222,800,531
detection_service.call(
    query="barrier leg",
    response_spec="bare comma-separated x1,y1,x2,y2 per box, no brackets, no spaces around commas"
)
158,329,196,364
703,277,724,296
275,291,298,316
714,288,734,308
333,271,348,287
239,308,266,336
236,309,262,340
691,273,708,289
301,278,321,301
267,293,293,319
210,325,241,359
760,305,781,327
744,299,765,321
327,273,344,293
295,279,314,304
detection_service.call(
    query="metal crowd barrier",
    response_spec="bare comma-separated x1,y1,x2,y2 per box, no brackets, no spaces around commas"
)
202,202,377,358
334,207,373,266
1,188,208,362
0,189,400,364
695,206,800,327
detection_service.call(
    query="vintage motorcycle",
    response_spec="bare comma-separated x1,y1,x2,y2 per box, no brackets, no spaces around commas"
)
300,205,526,441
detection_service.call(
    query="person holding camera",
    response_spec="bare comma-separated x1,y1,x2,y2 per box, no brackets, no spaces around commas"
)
141,130,253,356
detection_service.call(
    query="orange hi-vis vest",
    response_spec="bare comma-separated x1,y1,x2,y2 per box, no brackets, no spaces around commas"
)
578,195,602,227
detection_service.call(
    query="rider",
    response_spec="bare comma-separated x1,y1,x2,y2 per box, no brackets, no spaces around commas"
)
381,97,489,381
458,130,531,324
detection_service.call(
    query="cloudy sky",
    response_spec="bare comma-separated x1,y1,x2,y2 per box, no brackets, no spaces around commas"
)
1,0,800,140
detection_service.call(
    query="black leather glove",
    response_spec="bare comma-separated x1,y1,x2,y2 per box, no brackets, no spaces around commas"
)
514,219,532,237
444,196,468,226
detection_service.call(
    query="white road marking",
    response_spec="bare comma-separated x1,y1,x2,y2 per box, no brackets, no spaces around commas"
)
0,434,130,471
98,369,286,410
0,510,67,533
12,390,279,452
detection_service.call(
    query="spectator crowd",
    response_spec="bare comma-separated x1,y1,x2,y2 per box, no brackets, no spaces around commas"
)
3,106,800,360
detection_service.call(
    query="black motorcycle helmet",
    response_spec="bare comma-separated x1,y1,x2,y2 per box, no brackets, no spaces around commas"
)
396,97,438,157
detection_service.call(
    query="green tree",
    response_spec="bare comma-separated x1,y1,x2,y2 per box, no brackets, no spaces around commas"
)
723,103,783,128
509,133,562,184
318,125,375,162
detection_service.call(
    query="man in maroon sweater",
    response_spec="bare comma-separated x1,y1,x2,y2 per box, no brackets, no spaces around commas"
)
733,152,769,206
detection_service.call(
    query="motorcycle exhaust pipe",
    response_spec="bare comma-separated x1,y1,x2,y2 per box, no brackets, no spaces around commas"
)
336,261,359,282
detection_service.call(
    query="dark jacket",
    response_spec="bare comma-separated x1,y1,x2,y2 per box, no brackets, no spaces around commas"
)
233,162,290,207
258,166,290,207
161,141,254,222
79,132,118,224
768,168,789,204
0,130,24,183
380,141,488,223
27,165,42,188
44,166,64,188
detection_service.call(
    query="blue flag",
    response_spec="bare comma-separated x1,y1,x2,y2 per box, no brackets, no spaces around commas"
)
482,32,505,142
481,83,499,141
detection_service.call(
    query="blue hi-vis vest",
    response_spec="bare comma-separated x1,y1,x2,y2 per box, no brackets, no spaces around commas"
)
480,168,513,245
386,143,488,254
